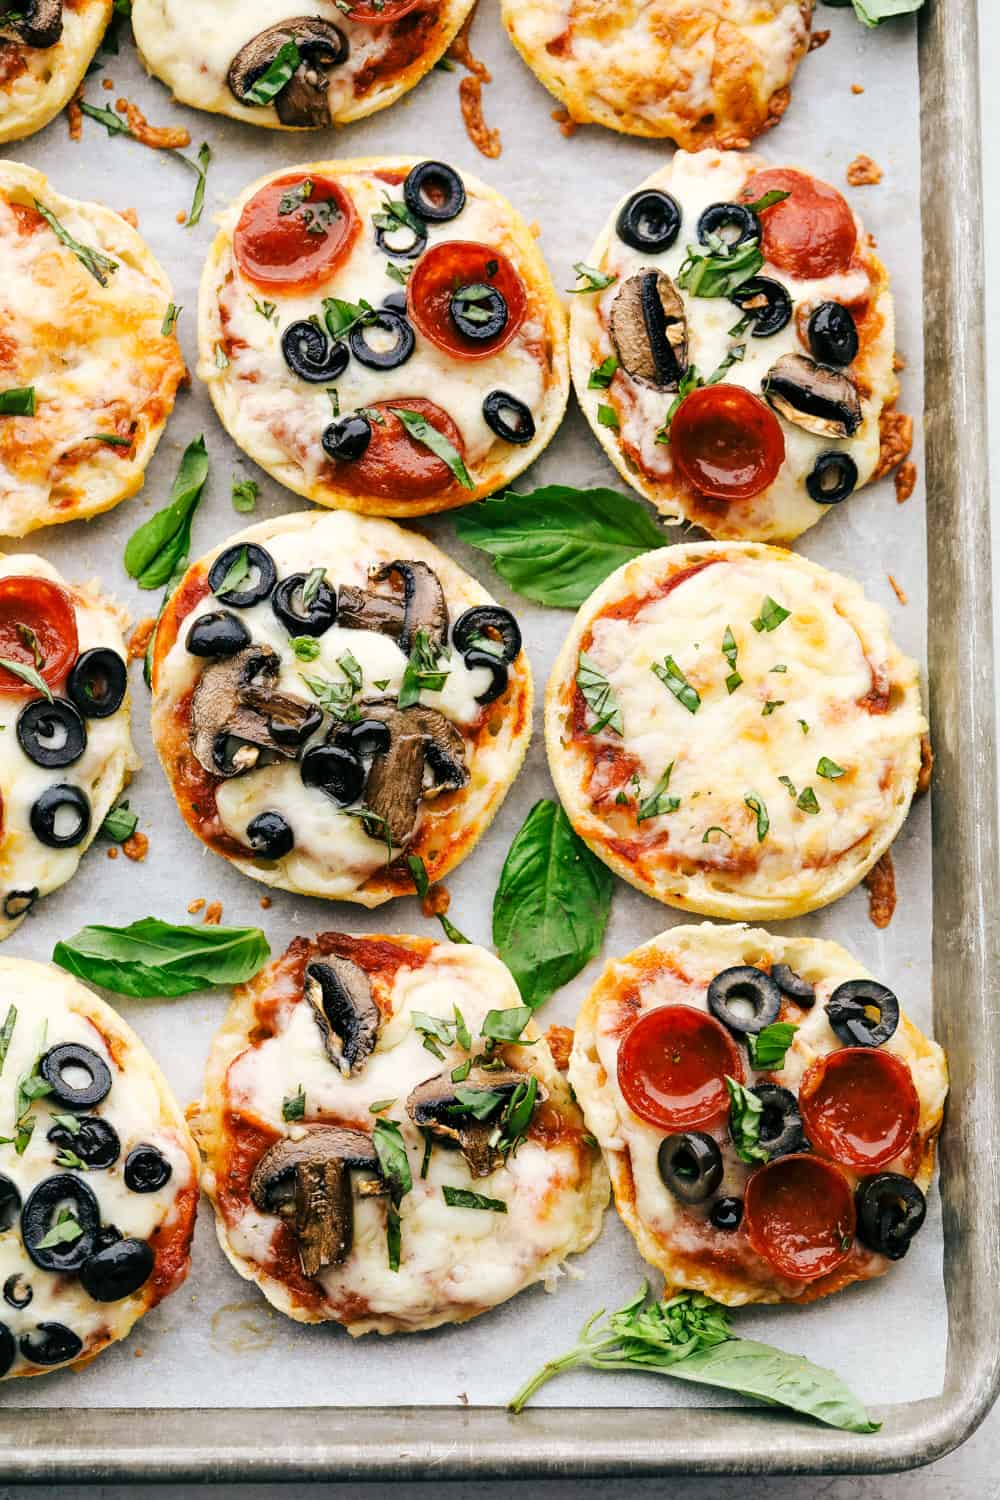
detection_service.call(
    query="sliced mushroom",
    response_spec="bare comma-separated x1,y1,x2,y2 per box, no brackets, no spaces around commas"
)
227,19,349,128
336,585,405,639
190,645,321,778
406,1068,538,1177
305,958,380,1076
762,353,863,439
609,269,688,391
358,701,469,850
369,561,449,656
250,1127,385,1277
0,0,63,48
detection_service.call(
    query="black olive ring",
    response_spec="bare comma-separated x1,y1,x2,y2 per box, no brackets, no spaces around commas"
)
40,1042,113,1109
452,606,522,664
271,573,338,638
482,390,535,446
48,1115,120,1170
697,202,759,249
17,699,87,770
771,963,816,1006
21,1174,100,1272
30,785,91,849
185,610,251,659
616,188,682,253
403,161,466,223
806,451,859,505
2,1273,32,1310
3,888,37,921
710,1197,743,1231
322,413,372,463
246,811,295,861
807,301,859,367
209,544,278,608
707,965,781,1036
19,1323,83,1367
348,310,415,371
450,283,508,343
825,979,900,1047
280,321,350,384
657,1131,723,1205
855,1173,926,1260
79,1237,156,1303
463,648,509,705
124,1145,173,1194
728,276,793,338
332,718,392,759
301,744,365,806
748,1083,805,1160
67,648,127,719
374,215,427,260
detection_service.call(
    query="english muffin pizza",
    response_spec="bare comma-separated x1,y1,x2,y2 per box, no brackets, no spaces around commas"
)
198,156,569,517
0,957,198,1378
133,0,476,130
545,541,925,921
0,553,138,941
192,932,608,1333
0,161,185,539
501,0,812,148
569,150,897,542
0,0,111,145
570,923,947,1305
150,510,532,904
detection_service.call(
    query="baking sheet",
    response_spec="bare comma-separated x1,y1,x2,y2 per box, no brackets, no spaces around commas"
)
2,3,942,1413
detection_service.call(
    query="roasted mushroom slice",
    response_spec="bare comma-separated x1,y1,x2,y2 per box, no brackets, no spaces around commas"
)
360,701,469,849
227,19,349,128
762,354,863,440
406,1068,540,1177
610,270,688,391
369,561,449,656
190,645,321,778
0,0,63,48
249,1127,385,1277
305,957,381,1076
336,585,405,638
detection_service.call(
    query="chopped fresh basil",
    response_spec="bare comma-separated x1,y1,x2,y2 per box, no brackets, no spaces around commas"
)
751,596,791,633
442,1186,507,1213
845,0,923,23
99,801,138,843
52,917,270,998
796,786,821,814
742,189,791,215
744,793,769,841
762,700,784,716
677,238,762,299
0,658,51,701
245,40,301,104
637,763,679,823
652,655,701,714
180,142,212,228
36,1212,83,1250
54,1149,88,1171
398,629,449,709
412,1010,452,1060
568,262,617,294
405,855,470,944
0,1005,16,1075
373,1118,412,1272
51,1112,80,1136
770,664,788,673
34,200,118,287
817,757,846,779
576,652,623,736
124,435,209,591
385,261,411,286
278,180,313,216
498,1075,538,1157
79,99,130,136
231,476,258,513
372,194,425,239
702,826,730,844
657,365,702,442
481,1007,532,1044
251,298,277,324
215,345,230,369
721,625,741,692
290,636,320,662
323,296,375,340
725,1076,769,1165
778,774,797,798
369,1099,396,1114
300,567,326,609
282,1087,306,1122
747,1021,798,1071
300,652,363,721
213,545,250,598
597,402,619,431
450,1085,505,1122
798,719,810,734
391,408,473,489
0,387,35,416
588,355,619,389
706,344,746,383
88,433,132,448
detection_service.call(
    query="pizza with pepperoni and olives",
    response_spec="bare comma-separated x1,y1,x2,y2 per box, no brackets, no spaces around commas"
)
569,150,898,542
569,923,947,1306
545,541,925,920
0,958,198,1378
0,0,111,144
198,156,569,517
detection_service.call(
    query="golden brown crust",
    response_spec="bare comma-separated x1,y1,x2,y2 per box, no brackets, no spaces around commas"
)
0,0,112,144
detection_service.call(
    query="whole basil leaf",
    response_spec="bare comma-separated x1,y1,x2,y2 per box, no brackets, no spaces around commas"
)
124,436,209,590
53,917,270,998
841,0,921,22
493,799,613,1009
454,486,666,607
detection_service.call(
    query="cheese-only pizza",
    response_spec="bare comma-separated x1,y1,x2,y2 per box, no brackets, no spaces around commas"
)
545,542,925,921
150,510,532,904
198,156,569,517
501,0,813,148
0,0,112,145
192,933,609,1333
0,161,186,539
133,0,476,130
570,923,947,1306
569,150,897,542
0,958,199,1378
0,552,138,941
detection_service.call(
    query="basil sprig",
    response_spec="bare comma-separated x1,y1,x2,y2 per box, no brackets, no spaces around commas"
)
124,436,209,590
52,917,270,998
391,408,473,490
0,387,35,416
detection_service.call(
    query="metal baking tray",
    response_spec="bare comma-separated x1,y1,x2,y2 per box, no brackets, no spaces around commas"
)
3,0,996,1479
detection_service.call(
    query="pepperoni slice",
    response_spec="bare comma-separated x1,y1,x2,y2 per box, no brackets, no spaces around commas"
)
617,1004,743,1131
347,0,426,19
669,384,785,500
742,169,857,280
408,242,527,361
233,175,359,293
798,1047,919,1171
744,1154,855,1280
0,576,78,697
328,398,466,502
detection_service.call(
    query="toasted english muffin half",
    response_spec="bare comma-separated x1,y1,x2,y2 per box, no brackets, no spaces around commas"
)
0,0,112,145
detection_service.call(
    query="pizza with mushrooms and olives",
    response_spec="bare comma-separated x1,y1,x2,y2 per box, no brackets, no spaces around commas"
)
198,156,569,518
150,510,532,904
0,552,138,941
0,958,198,1378
569,150,897,542
570,923,947,1305
133,0,476,129
545,541,925,921
192,933,608,1332
0,0,111,144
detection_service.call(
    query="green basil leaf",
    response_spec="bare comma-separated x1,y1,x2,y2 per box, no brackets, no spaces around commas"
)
481,1006,532,1044
652,655,701,714
442,1186,507,1213
212,545,250,598
637,763,679,823
817,757,846,779
744,792,769,841
725,1076,769,1165
588,355,619,389
405,855,470,944
322,296,374,339
676,239,762,299
450,1086,504,1121
751,595,791,633
0,387,35,416
79,99,130,136
245,40,301,104
373,1118,412,1203
746,1021,798,1070
0,1005,16,1074
99,802,138,843
52,917,269,998
848,0,922,25
282,1086,306,1122
597,402,619,431
124,436,209,589
180,142,212,229
742,189,791,215
0,658,51,701
398,628,449,709
568,262,617,294
797,786,821,814
290,636,320,662
576,651,623,735
161,303,181,337
391,408,473,489
36,1214,83,1250
34,200,118,287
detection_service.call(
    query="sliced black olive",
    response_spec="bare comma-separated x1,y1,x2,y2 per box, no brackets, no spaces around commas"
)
710,1196,743,1231
94,1224,123,1252
209,544,277,608
464,648,508,705
3,888,37,920
19,1323,83,1367
825,979,899,1047
30,785,91,849
348,310,415,371
271,573,337,638
3,1274,32,1310
40,1044,112,1109
403,161,466,223
185,610,251,659
374,213,427,260
301,744,365,805
657,1132,723,1205
0,1323,12,1379
482,390,535,446
452,606,522,664
280,321,350,384
450,282,508,342
382,290,409,314
16,699,86,770
750,1083,804,1160
707,966,781,1036
806,450,858,505
47,1116,120,1170
807,302,859,366
771,963,816,1007
67,648,127,719
246,811,294,860
855,1173,926,1260
79,1237,155,1302
323,413,372,463
124,1145,172,1194
697,202,759,249
728,277,792,338
0,1175,20,1231
332,718,392,759
266,704,323,750
616,188,682,253
21,1174,100,1272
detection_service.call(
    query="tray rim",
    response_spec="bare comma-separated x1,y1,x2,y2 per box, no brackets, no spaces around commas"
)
4,0,998,1479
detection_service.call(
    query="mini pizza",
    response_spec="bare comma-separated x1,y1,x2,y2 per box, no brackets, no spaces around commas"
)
545,541,925,921
198,156,569,518
501,0,812,148
569,150,897,542
0,161,185,539
150,510,532,904
192,932,609,1333
0,0,111,144
570,923,947,1306
0,957,199,1378
0,553,138,940
133,0,476,130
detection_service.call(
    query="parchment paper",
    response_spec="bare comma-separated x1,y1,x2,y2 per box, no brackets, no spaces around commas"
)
3,4,941,1412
